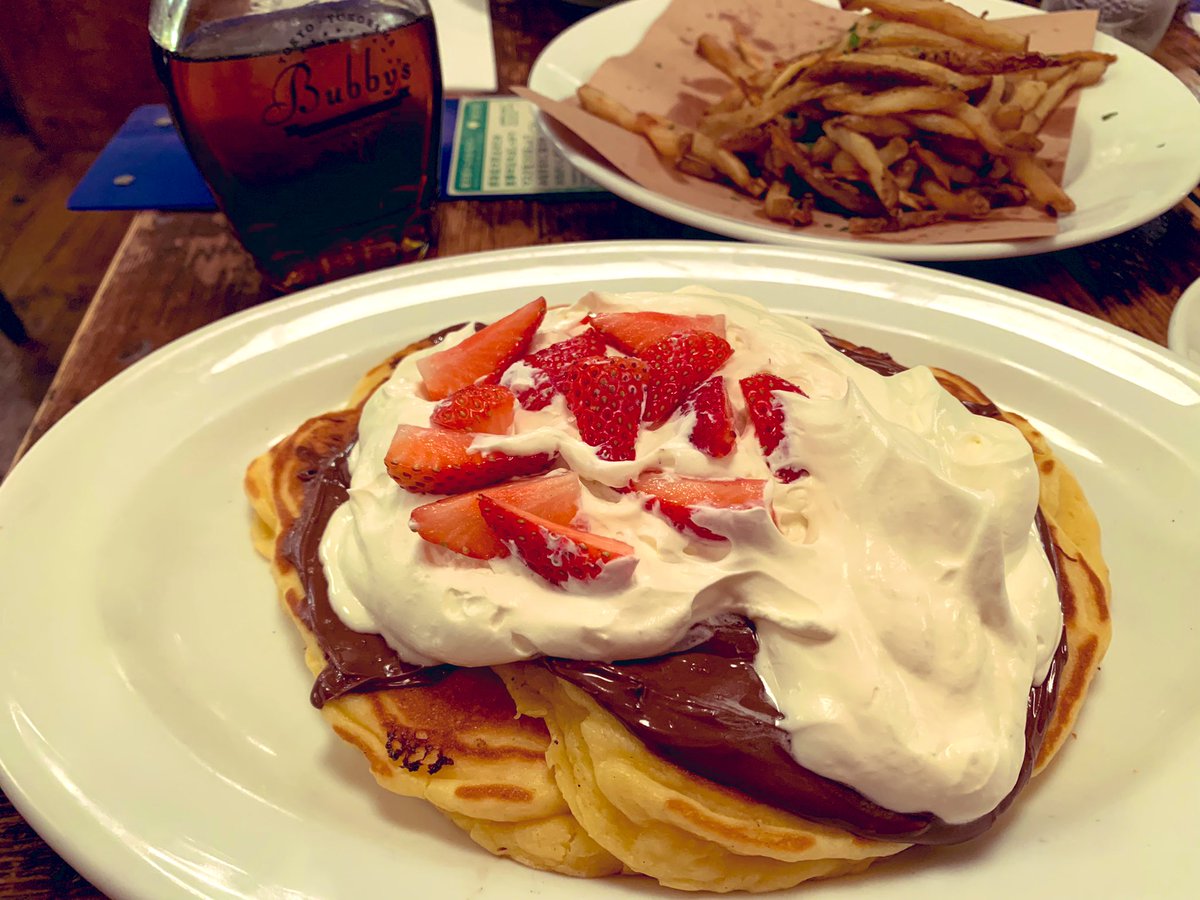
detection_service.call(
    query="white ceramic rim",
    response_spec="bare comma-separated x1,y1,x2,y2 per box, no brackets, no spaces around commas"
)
1168,275,1200,363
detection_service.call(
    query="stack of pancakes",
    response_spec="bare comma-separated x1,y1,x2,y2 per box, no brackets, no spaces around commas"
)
244,331,1111,892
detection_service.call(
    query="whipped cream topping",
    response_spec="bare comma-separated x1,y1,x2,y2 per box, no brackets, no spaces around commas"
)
319,288,1062,824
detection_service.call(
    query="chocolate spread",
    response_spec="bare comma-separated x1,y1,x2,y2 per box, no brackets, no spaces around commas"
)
280,433,453,707
545,528,1065,844
277,334,1067,844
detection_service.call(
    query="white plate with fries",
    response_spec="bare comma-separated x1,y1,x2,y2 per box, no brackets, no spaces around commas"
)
529,0,1200,261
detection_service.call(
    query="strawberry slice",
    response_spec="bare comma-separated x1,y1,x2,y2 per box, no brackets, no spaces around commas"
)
562,356,647,462
633,473,766,541
639,330,733,425
409,472,581,559
477,495,635,586
430,384,515,434
681,376,735,458
417,297,546,400
385,425,553,494
739,373,807,483
516,330,609,411
589,311,726,354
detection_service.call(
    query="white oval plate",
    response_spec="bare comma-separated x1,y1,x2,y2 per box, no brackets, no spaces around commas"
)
1,242,1199,899
529,0,1200,262
1168,276,1200,364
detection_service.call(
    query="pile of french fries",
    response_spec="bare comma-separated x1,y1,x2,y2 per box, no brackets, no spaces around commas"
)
579,0,1116,234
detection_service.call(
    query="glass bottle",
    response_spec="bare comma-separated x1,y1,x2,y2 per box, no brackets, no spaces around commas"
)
150,0,443,291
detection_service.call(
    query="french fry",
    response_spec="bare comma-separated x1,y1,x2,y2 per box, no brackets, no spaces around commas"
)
691,131,767,196
904,112,977,140
950,101,1010,155
763,180,815,224
1012,79,1050,112
993,103,1023,131
925,134,986,168
764,179,796,221
919,179,991,217
840,0,1029,54
577,85,639,132
807,53,990,92
1007,152,1074,215
697,33,760,99
893,156,920,191
634,113,691,162
878,136,910,167
734,32,768,71
763,51,825,99
1030,66,1073,84
822,85,965,116
1019,66,1081,134
978,75,1005,118
826,122,901,212
1003,131,1043,153
710,86,748,114
827,114,914,138
995,78,1046,130
1073,57,1112,86
796,192,816,225
678,156,717,180
911,143,954,188
881,46,1062,77
832,148,868,179
849,209,948,234
979,182,1026,207
945,160,978,183
811,135,838,165
857,17,984,53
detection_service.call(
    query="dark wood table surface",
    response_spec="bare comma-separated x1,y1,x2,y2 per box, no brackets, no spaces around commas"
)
3,1,1199,896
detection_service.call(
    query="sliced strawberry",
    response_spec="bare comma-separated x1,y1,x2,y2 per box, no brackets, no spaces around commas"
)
633,473,766,541
639,330,733,425
477,495,635,586
516,330,609,411
562,356,647,462
417,297,546,400
430,384,515,434
682,376,735,458
589,311,726,354
385,425,553,494
739,373,807,483
409,472,581,559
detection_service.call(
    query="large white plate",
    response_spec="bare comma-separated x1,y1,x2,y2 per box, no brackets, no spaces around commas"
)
1,242,1199,899
1168,275,1200,364
528,0,1200,262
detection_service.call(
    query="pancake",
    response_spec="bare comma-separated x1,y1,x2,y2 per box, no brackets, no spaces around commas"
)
926,366,1111,773
245,335,621,878
494,363,1111,892
244,319,1111,892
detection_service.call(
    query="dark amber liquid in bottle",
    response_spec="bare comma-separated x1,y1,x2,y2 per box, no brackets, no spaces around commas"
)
154,0,442,291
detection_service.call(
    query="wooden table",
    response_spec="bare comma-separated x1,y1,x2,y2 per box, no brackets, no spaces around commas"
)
3,1,1199,895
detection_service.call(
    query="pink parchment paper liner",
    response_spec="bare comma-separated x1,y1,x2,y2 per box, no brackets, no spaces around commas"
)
517,0,1100,245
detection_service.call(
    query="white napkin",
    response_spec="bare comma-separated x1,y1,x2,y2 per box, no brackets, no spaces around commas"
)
430,0,498,93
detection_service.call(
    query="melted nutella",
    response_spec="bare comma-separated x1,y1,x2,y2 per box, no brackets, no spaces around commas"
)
278,335,1066,844
279,417,452,707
